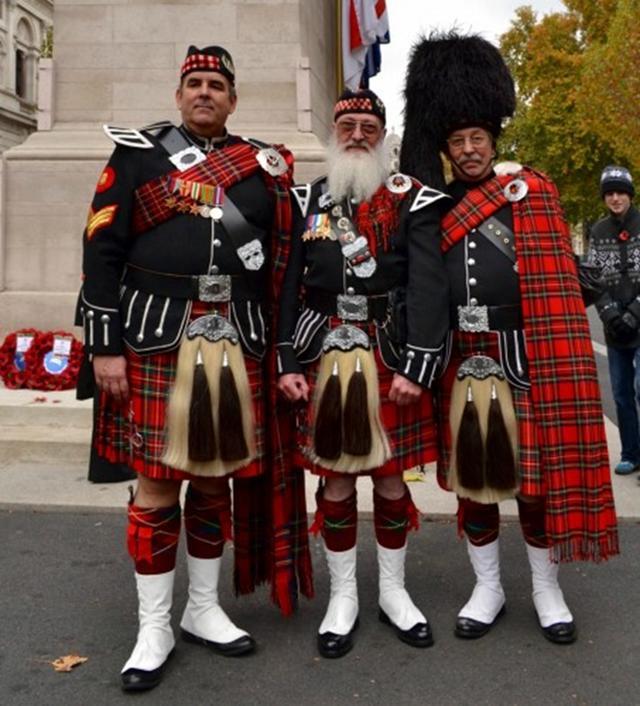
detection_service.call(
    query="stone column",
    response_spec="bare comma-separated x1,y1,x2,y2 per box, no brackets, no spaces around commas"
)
0,0,336,334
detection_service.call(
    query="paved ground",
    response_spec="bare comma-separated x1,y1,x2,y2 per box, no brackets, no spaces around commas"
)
1,308,638,705
1,510,638,706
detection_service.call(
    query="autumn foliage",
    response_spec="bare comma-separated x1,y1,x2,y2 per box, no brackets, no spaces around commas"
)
499,0,639,225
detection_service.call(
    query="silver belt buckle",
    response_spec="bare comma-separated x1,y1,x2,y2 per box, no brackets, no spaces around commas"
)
198,274,231,302
458,304,490,332
337,294,368,321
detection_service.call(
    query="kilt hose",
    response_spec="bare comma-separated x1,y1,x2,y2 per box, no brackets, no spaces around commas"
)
94,304,265,481
298,342,438,477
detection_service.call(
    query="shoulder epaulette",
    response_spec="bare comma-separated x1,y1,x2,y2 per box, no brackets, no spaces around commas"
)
103,125,153,149
140,120,175,136
410,185,449,212
494,161,523,176
291,184,312,216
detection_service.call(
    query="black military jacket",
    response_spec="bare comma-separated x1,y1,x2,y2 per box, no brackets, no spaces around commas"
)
78,123,280,360
276,175,450,387
444,175,529,389
587,204,640,347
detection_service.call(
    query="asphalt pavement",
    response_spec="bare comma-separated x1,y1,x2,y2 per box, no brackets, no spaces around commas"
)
1,510,638,706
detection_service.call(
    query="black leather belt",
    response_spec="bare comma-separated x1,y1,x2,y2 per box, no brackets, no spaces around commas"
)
455,303,522,331
305,288,388,322
122,264,258,302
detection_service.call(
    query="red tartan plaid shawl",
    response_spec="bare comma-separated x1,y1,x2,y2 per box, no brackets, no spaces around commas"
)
132,141,269,234
441,168,619,562
268,166,315,614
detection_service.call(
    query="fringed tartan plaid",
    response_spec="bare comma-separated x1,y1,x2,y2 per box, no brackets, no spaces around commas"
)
268,165,314,614
441,167,619,562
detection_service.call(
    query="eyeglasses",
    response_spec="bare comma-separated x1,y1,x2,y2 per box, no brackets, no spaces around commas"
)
447,134,491,151
335,119,382,138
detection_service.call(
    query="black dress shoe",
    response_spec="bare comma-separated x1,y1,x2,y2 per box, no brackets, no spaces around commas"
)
378,609,434,648
317,617,359,658
181,629,256,656
121,650,173,692
539,620,577,644
454,605,506,639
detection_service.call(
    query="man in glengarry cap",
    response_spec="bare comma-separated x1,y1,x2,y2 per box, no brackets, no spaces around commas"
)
76,44,311,691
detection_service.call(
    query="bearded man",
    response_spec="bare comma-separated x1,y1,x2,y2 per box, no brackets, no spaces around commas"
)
276,89,449,657
401,32,618,645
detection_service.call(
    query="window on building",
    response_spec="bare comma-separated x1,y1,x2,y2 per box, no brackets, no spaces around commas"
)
15,49,25,97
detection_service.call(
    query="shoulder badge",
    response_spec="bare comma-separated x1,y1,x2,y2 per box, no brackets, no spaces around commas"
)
103,125,153,149
494,161,523,176
409,185,449,212
291,184,312,217
256,147,288,177
503,178,529,202
169,145,207,172
386,173,412,194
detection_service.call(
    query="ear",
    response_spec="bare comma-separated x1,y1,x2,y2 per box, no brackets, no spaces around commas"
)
175,86,183,111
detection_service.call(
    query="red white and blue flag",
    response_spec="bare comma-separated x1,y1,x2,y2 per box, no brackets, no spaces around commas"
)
341,0,390,90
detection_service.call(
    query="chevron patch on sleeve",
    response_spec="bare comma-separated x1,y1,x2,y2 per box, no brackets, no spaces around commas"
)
86,204,118,240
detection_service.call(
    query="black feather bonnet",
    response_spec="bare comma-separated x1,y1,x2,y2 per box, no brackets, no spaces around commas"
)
400,31,516,188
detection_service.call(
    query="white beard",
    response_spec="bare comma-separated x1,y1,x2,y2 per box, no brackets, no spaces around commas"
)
326,134,389,204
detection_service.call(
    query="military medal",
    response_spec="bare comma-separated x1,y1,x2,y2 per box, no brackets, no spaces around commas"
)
256,147,288,176
504,178,528,202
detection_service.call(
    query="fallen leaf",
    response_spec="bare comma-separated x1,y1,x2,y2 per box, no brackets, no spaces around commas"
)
51,654,88,672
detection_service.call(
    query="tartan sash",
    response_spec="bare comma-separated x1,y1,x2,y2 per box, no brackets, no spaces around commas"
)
442,169,619,562
132,141,265,234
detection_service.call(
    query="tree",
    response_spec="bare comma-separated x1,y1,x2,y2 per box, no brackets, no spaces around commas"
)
498,1,634,226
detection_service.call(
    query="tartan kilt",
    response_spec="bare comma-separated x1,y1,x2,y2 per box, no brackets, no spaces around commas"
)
94,303,266,480
297,330,437,478
436,330,544,497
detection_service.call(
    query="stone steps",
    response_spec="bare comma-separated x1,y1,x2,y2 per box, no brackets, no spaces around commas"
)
0,386,92,465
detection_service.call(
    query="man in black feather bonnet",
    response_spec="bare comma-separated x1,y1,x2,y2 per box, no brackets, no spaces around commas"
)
401,31,618,645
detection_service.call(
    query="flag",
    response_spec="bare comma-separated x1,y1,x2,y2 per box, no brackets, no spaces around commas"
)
341,0,390,90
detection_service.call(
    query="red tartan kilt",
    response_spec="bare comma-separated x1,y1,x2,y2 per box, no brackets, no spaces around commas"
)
436,331,545,497
94,305,266,481
297,345,437,478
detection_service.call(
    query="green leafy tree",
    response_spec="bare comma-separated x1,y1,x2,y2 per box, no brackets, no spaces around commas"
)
499,2,631,226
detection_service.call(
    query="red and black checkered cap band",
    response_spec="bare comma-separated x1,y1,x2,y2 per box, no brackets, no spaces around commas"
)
180,46,235,84
334,89,386,125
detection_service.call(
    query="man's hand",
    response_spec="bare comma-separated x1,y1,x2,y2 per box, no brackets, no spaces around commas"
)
93,355,129,403
277,373,310,403
389,373,422,406
607,313,637,343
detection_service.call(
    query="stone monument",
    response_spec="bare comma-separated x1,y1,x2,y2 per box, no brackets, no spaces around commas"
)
0,0,336,335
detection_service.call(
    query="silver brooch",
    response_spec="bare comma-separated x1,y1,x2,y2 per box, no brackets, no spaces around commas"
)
256,147,288,176
504,178,528,202
386,173,412,194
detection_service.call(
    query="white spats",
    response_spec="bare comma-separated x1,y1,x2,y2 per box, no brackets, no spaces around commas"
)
526,544,573,628
377,543,426,631
121,570,176,673
458,539,506,624
319,546,359,636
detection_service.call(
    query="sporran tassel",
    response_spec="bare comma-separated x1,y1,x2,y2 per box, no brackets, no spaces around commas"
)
485,382,517,490
455,383,485,490
188,348,217,462
313,357,343,460
218,346,249,462
342,355,372,456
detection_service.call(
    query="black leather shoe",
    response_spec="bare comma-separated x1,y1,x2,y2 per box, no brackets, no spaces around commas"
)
121,650,173,692
317,617,359,658
378,609,434,648
540,620,577,644
181,629,256,656
455,605,506,639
